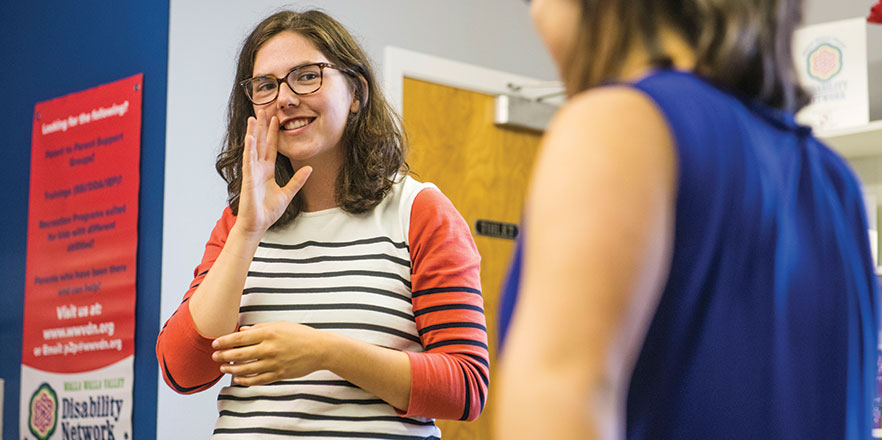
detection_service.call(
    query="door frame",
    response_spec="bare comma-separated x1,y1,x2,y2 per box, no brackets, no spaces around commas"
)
383,46,562,118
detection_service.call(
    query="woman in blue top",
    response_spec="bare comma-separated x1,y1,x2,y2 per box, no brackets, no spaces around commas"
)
496,0,879,439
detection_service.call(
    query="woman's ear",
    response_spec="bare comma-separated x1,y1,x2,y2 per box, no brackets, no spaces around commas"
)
351,74,369,113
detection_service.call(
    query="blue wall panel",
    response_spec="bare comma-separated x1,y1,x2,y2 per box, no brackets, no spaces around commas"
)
0,2,168,439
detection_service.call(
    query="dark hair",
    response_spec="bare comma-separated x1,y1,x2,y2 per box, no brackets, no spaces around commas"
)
216,10,408,228
564,0,809,112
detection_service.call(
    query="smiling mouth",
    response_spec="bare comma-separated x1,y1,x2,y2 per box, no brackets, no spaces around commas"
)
282,118,314,130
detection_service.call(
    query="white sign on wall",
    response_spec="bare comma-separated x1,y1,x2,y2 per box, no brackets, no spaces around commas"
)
793,17,870,131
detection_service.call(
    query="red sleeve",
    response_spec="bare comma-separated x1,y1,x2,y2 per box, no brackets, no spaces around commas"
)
403,187,489,421
155,207,236,394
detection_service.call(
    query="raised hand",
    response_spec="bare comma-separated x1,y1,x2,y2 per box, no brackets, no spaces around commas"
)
211,322,331,385
237,109,312,236
185,111,313,338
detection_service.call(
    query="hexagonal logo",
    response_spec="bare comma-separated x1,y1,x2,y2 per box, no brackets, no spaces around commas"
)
28,383,58,440
807,43,842,82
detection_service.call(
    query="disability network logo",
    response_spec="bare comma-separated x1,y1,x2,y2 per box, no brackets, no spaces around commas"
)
807,43,843,82
29,383,59,440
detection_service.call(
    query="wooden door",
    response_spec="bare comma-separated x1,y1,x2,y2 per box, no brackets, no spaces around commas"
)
403,77,543,439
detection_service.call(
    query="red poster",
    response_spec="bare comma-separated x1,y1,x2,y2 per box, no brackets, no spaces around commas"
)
20,74,141,440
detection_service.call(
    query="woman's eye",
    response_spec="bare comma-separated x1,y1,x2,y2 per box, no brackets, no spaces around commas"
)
256,81,277,92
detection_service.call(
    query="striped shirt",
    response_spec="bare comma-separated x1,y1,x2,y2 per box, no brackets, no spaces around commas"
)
156,176,488,439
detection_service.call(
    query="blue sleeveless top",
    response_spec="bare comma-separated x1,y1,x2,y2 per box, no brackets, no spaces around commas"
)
498,70,879,439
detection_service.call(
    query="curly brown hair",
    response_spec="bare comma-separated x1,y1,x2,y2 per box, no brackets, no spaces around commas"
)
216,10,408,228
563,0,809,112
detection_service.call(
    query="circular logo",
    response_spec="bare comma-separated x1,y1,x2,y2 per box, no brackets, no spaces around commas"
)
806,43,842,82
28,383,58,440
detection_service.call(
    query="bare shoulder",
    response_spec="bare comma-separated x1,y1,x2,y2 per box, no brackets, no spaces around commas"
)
532,85,677,206
543,85,672,161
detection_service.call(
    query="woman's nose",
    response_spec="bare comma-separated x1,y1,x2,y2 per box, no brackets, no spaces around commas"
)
276,82,301,108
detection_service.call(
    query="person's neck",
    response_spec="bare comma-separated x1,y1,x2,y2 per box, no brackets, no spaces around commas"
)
291,150,344,213
617,27,697,83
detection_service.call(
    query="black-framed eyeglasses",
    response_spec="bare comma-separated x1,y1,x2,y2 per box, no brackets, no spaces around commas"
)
239,62,349,105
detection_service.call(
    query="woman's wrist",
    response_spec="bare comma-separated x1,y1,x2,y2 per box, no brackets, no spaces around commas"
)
318,331,345,372
227,222,265,252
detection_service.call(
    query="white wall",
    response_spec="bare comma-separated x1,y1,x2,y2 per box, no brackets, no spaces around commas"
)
159,1,552,438
804,0,876,24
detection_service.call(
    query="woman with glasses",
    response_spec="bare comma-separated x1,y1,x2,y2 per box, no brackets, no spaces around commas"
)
497,0,878,439
156,10,487,438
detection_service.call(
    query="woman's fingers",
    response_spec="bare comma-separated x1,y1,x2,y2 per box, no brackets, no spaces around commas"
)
222,358,269,377
242,116,257,180
242,134,256,180
255,110,268,161
265,116,279,163
245,115,255,140
233,371,278,386
213,327,261,350
216,345,284,384
213,345,254,363
241,113,273,187
281,166,313,201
